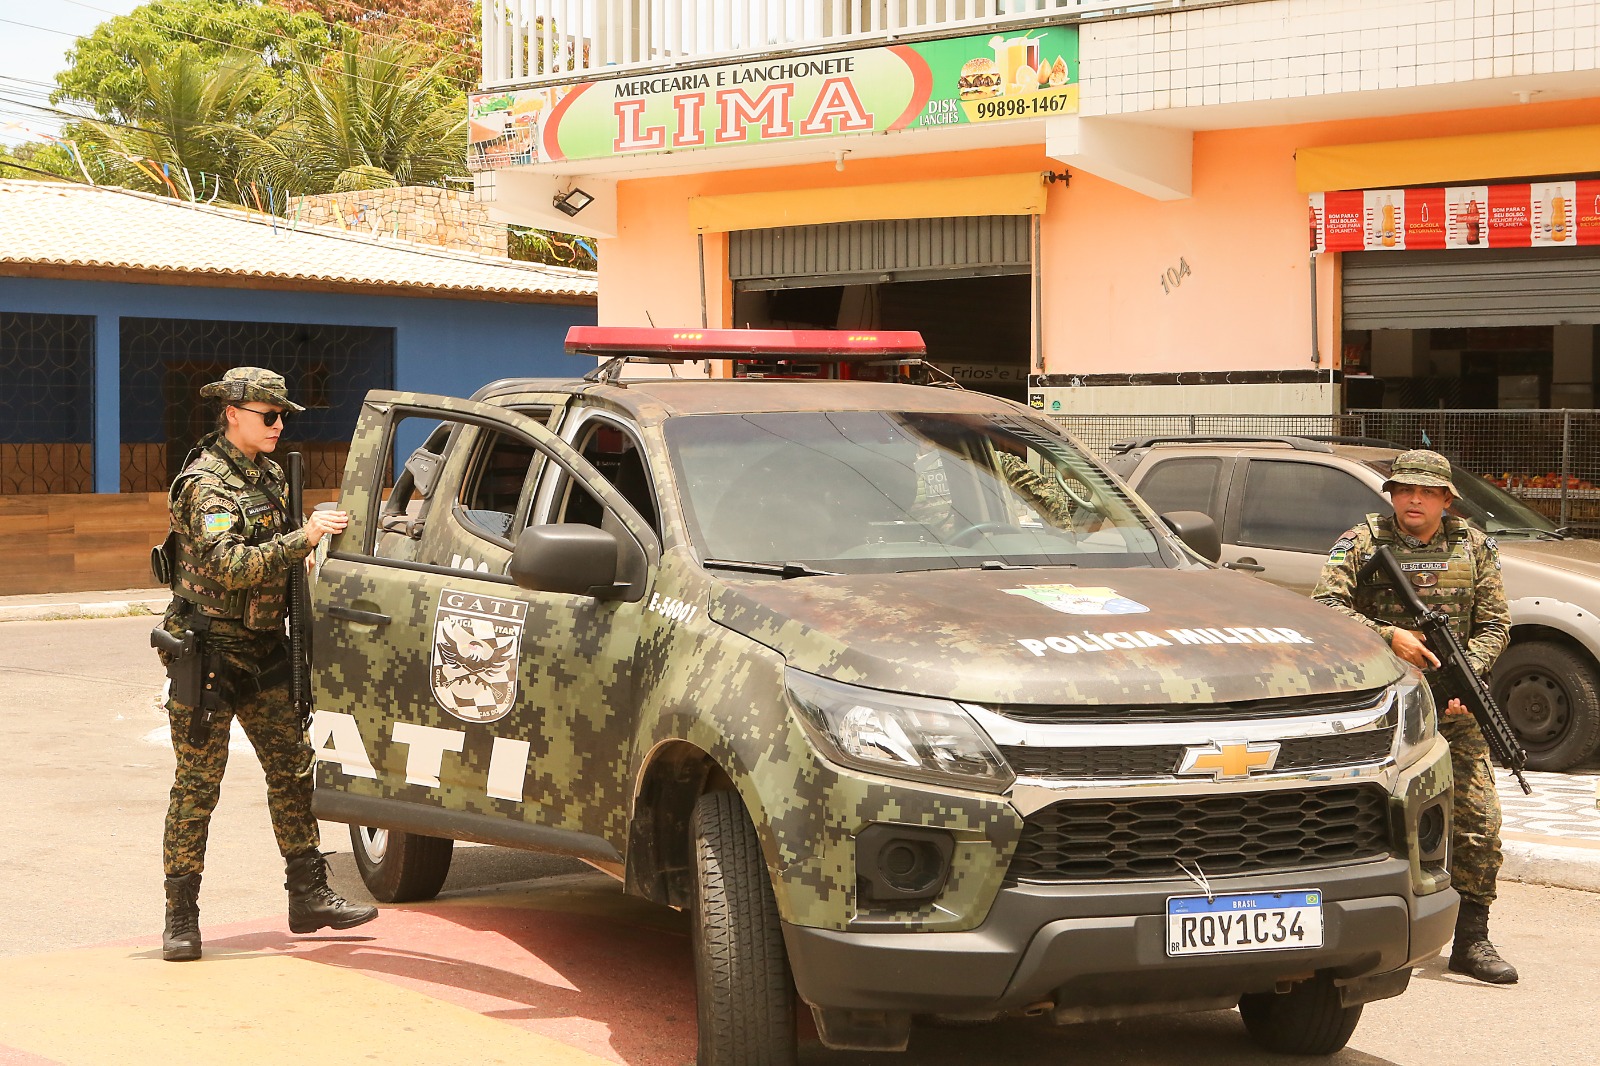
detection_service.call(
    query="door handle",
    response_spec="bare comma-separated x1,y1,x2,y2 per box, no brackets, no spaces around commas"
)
1225,557,1267,573
327,604,391,626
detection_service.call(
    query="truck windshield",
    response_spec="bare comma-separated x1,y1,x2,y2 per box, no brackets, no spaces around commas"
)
664,410,1174,574
1366,460,1561,537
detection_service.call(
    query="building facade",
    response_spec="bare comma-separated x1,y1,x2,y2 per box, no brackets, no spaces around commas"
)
0,180,597,593
469,0,1600,417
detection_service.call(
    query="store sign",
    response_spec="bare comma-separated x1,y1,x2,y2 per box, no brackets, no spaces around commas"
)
1310,181,1600,252
468,27,1078,171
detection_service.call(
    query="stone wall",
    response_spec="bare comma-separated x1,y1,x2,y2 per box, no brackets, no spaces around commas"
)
290,186,508,257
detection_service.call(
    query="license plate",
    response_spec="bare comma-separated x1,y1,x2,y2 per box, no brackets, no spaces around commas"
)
1165,890,1324,957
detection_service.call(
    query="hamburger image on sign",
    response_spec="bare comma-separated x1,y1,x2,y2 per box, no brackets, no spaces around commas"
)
958,57,1003,100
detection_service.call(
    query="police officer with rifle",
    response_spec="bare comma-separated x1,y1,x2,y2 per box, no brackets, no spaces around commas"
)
1314,449,1522,984
150,367,376,962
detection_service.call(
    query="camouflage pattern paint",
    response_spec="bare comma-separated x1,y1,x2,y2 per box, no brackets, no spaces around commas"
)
312,380,1444,943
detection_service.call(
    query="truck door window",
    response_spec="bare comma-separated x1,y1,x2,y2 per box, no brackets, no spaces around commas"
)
1237,460,1386,553
1136,457,1226,524
552,418,660,536
458,430,541,542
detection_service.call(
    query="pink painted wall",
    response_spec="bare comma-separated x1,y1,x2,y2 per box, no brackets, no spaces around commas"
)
600,97,1600,375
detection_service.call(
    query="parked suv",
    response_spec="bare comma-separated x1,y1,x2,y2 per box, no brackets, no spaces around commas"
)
1107,435,1600,771
309,332,1455,1063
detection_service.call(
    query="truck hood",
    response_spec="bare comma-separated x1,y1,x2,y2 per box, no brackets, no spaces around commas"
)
709,568,1402,706
1500,536,1600,581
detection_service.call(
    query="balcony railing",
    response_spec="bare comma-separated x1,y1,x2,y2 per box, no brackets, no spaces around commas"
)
482,0,1186,88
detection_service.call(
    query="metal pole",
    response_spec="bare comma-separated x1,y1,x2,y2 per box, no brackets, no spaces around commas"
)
1308,254,1320,367
1032,213,1043,373
1562,410,1572,528
698,233,708,328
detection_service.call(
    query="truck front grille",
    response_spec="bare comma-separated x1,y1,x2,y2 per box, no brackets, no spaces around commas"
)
1000,724,1394,780
1007,785,1391,882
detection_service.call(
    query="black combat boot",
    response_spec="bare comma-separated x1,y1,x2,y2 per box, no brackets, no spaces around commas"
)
284,850,378,934
1448,899,1519,984
162,873,202,962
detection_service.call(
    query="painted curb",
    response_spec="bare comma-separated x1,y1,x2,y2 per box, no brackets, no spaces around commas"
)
1501,838,1600,895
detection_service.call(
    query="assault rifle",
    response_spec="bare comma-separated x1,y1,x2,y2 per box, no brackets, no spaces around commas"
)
286,451,313,727
1359,544,1532,795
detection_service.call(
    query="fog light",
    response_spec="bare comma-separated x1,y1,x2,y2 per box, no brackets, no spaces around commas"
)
1417,802,1446,859
856,824,954,904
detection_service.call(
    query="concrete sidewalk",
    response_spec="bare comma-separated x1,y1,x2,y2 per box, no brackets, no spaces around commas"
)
6,585,1599,894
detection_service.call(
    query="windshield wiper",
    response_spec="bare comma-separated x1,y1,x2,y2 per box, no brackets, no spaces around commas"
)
703,559,840,578
1493,526,1568,539
979,559,1053,570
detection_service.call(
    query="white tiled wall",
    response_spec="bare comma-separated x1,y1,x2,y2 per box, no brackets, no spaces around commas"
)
1082,0,1600,117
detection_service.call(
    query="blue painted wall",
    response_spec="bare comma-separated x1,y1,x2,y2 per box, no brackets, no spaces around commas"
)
0,275,596,491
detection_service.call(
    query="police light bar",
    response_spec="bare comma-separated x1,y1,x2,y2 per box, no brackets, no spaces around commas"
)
565,326,926,359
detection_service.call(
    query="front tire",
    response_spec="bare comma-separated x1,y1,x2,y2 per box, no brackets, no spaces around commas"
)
1492,641,1600,771
690,790,797,1066
348,824,453,903
1238,973,1362,1056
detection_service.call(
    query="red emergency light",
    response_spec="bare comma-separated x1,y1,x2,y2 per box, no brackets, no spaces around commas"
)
564,326,926,359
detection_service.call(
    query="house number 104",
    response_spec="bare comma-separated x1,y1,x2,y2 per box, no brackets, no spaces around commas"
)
1160,258,1192,294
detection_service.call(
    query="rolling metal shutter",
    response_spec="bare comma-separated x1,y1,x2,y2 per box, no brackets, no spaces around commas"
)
1343,247,1600,329
729,216,1031,290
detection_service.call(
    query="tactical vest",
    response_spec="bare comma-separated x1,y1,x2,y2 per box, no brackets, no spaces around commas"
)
169,447,291,632
1357,512,1478,646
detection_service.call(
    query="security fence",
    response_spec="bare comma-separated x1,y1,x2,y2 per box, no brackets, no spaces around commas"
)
1052,409,1600,532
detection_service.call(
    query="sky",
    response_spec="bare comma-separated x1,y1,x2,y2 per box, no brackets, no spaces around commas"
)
0,0,143,143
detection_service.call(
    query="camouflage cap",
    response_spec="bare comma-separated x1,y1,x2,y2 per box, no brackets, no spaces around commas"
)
198,367,305,412
1383,449,1454,493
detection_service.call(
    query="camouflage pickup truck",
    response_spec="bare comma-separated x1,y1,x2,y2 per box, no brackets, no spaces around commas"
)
310,327,1456,1064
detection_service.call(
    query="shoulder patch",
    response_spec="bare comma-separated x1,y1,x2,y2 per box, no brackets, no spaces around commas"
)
202,510,237,535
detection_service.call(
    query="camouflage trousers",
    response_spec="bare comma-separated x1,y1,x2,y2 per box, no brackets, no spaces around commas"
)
1440,710,1503,907
163,679,320,877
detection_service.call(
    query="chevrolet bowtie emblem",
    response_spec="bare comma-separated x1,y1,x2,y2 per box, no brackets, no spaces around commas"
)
1178,740,1282,780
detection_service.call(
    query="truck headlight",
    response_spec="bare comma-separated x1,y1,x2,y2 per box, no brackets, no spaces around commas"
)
786,670,1014,794
1395,671,1437,768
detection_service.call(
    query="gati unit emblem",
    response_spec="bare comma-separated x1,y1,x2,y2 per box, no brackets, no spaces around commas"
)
430,589,527,723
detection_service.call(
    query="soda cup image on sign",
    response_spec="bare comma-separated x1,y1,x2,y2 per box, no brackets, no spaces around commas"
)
990,34,1041,93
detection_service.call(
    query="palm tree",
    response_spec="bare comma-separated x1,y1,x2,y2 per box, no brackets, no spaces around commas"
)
235,34,467,195
73,46,268,202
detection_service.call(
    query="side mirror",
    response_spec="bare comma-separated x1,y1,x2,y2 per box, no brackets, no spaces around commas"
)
509,524,625,597
1159,510,1222,563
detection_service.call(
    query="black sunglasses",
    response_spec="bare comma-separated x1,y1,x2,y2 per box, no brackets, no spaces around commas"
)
232,405,287,427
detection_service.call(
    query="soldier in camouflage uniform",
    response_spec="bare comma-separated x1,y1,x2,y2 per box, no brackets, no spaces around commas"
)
156,367,376,962
1312,449,1517,984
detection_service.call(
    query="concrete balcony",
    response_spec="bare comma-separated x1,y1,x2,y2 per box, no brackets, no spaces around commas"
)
481,0,1194,88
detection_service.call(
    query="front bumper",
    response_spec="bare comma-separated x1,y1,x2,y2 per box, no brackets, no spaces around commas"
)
783,857,1457,1017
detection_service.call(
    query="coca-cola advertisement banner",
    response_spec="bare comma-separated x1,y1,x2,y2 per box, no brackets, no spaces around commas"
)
1309,181,1600,253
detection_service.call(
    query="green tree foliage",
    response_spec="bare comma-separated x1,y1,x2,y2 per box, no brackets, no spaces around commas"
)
509,226,598,272
72,47,268,201
53,0,332,123
0,141,80,181
231,34,467,195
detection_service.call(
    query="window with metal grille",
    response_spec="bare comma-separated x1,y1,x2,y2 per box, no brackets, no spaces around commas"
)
0,312,95,494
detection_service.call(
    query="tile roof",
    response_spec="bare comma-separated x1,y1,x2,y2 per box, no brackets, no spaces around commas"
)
0,179,596,303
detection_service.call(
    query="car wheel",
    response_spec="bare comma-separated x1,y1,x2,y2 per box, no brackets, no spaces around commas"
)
1238,973,1362,1055
690,790,797,1066
348,824,453,903
1491,641,1600,772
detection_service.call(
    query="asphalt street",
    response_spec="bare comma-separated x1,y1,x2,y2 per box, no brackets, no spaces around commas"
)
2,615,1598,1065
